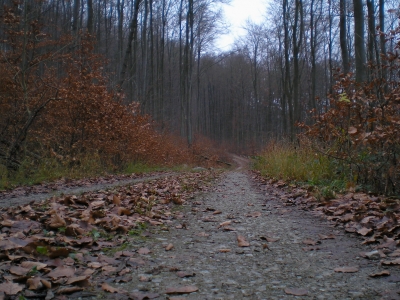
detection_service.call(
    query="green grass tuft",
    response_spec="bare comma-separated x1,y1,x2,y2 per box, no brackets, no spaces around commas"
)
253,141,349,197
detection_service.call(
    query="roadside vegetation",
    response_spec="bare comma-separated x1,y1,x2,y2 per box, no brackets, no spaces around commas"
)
254,25,400,197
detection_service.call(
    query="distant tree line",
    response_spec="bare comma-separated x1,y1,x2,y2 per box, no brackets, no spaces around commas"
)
0,0,399,155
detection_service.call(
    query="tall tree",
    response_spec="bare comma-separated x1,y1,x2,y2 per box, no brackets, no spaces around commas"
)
339,0,349,73
353,0,366,82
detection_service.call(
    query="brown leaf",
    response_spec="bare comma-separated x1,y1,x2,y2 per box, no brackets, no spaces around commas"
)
138,247,151,255
27,277,43,290
284,288,308,296
348,126,358,135
56,286,84,294
165,243,174,251
20,261,47,271
302,238,319,246
113,195,121,206
218,221,231,228
382,258,400,265
165,286,198,294
334,266,359,273
49,247,70,259
46,266,75,279
9,266,30,276
65,276,89,285
117,207,131,216
130,292,160,300
370,270,390,277
0,282,24,295
237,235,250,247
176,271,195,278
318,234,335,240
48,213,66,229
247,211,261,218
357,227,372,236
212,211,222,215
101,282,120,293
218,249,231,253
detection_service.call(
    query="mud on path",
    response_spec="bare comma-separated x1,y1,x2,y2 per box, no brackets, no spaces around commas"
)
117,171,400,299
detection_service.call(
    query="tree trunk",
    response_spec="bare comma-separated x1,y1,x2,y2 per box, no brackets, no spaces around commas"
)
119,0,141,90
339,0,350,73
353,0,367,83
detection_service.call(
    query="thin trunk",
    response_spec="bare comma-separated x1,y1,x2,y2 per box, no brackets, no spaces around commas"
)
353,0,367,82
339,0,350,73
119,0,141,90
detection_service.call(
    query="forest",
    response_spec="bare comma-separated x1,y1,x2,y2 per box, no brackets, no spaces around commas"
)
0,0,400,193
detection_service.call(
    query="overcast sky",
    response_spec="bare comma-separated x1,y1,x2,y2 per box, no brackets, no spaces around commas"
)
216,0,269,51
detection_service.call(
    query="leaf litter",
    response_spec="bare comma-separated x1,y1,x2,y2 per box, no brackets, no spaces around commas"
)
0,170,219,299
253,171,400,269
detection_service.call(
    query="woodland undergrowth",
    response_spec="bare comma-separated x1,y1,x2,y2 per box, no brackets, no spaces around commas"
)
0,6,227,189
256,22,400,196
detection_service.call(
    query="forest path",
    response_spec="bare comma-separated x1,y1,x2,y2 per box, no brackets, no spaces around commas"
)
120,171,400,300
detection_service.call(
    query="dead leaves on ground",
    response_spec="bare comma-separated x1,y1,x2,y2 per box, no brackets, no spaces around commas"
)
253,172,400,269
237,235,250,247
0,171,217,299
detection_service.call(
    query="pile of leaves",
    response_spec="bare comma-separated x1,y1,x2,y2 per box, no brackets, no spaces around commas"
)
0,170,219,299
253,171,400,265
301,25,400,195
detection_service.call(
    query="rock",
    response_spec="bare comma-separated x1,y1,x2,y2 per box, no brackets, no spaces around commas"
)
365,250,380,260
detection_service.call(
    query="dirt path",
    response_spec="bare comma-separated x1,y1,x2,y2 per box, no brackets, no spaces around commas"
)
116,171,400,299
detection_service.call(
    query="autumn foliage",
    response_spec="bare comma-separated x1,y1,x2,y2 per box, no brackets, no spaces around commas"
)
0,4,220,178
302,26,400,194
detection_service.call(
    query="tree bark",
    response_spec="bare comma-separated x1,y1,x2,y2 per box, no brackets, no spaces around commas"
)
353,0,367,83
339,0,350,73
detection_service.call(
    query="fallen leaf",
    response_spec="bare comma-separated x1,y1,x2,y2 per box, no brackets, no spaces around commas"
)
176,271,195,278
57,286,84,294
46,266,75,279
357,227,372,236
9,266,30,276
130,292,160,300
218,249,231,253
334,267,359,273
302,238,319,246
0,282,24,295
284,288,308,296
348,126,358,135
138,247,151,255
318,234,335,240
139,276,151,282
165,243,174,251
113,195,121,205
101,282,121,293
212,211,222,215
218,221,231,228
48,213,66,229
165,286,198,294
247,211,261,218
222,226,235,231
382,258,400,265
27,277,43,290
237,235,250,247
370,270,390,277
